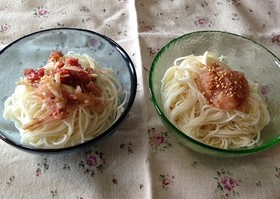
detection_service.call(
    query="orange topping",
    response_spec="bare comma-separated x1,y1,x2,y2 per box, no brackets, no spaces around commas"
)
198,63,249,111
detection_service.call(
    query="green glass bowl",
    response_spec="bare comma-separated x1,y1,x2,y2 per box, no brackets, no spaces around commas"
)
149,30,280,157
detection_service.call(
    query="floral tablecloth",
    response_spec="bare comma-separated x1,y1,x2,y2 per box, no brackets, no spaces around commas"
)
1,1,280,199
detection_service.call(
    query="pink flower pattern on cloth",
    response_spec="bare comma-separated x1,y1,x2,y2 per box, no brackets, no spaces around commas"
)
79,150,105,177
34,6,49,17
215,169,241,198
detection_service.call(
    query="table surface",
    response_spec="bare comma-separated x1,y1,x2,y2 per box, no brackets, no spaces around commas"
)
1,1,280,199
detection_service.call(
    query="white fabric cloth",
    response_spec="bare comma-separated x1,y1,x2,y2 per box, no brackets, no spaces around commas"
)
1,1,280,198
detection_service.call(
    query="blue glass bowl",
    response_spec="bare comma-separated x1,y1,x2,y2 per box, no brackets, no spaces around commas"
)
0,28,137,154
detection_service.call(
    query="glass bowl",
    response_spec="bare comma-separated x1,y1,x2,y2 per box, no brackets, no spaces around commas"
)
0,28,137,154
149,30,280,157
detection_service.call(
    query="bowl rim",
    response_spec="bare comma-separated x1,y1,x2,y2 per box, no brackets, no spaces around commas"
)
149,30,280,155
0,27,137,154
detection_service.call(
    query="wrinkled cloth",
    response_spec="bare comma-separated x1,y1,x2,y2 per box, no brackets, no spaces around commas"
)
1,1,280,199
